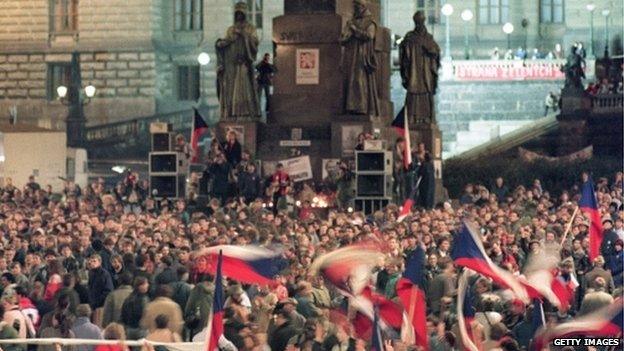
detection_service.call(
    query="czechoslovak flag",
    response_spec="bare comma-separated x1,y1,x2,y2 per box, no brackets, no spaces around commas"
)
191,108,209,163
451,222,529,303
396,246,428,351
205,250,224,351
391,106,412,170
579,177,604,260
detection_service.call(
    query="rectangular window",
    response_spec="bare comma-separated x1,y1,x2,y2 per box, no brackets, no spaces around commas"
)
245,0,263,29
417,0,440,25
541,0,564,23
479,0,508,24
174,0,203,31
47,63,71,101
177,65,200,101
50,0,78,34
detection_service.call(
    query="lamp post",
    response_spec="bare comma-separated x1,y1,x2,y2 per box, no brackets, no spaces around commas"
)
441,3,454,61
197,51,211,119
601,8,610,58
57,52,96,148
461,9,473,59
502,22,514,51
586,3,595,58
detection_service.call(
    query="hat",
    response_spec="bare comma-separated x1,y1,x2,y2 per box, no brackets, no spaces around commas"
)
602,216,613,224
234,1,248,12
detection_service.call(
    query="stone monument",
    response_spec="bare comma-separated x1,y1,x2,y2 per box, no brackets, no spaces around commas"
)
399,11,445,200
254,0,393,180
215,2,260,121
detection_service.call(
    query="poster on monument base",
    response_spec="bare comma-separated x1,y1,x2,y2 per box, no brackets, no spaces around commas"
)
280,156,313,182
322,159,341,180
296,49,319,85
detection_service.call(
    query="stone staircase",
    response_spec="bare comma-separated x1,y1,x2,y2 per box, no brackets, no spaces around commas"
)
445,119,534,158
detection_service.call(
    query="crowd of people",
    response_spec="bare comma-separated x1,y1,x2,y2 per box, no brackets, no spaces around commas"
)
0,165,620,351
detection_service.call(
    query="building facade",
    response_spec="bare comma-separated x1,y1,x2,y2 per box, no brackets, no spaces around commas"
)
0,0,621,129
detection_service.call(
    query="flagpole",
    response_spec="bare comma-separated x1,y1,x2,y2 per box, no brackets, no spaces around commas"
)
560,206,580,246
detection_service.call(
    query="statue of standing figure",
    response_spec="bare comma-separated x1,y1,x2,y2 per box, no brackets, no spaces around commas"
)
215,2,260,120
340,0,380,117
399,11,441,124
561,44,586,91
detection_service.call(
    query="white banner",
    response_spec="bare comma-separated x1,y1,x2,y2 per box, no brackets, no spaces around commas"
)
280,155,313,182
296,48,319,85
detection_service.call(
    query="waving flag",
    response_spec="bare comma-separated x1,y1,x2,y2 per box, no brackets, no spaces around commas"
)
371,307,384,351
391,106,412,169
396,246,428,351
451,222,529,303
310,243,384,295
579,178,604,260
205,251,224,351
195,245,287,285
457,270,482,351
533,298,623,350
520,253,573,311
191,108,209,163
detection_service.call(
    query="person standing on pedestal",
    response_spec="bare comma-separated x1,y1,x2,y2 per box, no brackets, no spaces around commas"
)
399,11,441,124
255,53,277,113
215,2,260,120
417,152,435,209
340,0,380,117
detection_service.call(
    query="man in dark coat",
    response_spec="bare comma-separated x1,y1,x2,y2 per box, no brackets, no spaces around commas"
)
209,153,232,204
87,254,114,327
237,163,262,203
417,152,435,209
600,217,619,268
269,310,298,351
121,276,150,340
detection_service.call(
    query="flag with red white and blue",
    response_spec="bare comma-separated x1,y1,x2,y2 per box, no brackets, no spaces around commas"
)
191,108,209,163
451,222,528,303
391,106,412,170
579,177,604,260
396,245,428,351
371,306,384,351
205,250,224,351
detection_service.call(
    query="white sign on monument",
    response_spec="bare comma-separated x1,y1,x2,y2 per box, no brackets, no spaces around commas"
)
296,49,319,85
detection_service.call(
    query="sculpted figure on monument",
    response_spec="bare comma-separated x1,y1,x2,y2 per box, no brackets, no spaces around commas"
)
215,2,260,120
400,11,441,124
340,0,381,117
561,44,586,91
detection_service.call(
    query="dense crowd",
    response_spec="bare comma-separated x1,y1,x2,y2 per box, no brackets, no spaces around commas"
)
0,168,621,351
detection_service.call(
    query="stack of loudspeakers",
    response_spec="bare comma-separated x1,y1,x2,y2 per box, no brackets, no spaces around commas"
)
354,143,393,214
149,122,188,199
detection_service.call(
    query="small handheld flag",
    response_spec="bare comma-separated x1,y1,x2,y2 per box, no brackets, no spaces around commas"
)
191,108,209,163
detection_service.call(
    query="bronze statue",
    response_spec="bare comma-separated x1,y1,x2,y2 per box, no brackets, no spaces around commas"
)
340,0,380,117
399,11,441,124
561,44,586,91
215,2,260,120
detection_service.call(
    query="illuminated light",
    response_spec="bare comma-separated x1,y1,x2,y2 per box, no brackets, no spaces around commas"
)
268,202,274,208
313,197,319,203
461,9,473,21
502,22,514,34
586,4,596,11
197,52,211,65
295,201,301,207
347,207,353,213
441,3,454,17
84,84,96,98
111,166,126,174
56,85,68,98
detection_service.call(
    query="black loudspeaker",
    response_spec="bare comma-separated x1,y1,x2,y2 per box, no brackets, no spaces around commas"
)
355,198,390,214
356,151,392,173
150,175,186,198
152,133,173,152
150,152,183,173
356,174,387,197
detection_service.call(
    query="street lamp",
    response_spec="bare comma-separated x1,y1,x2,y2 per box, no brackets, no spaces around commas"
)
196,52,212,121
57,52,95,147
586,3,596,58
441,3,454,60
197,52,211,66
461,9,473,59
601,8,610,58
502,22,514,51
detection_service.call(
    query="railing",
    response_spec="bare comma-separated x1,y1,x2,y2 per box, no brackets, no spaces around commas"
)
438,59,595,82
84,105,218,145
591,93,624,114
